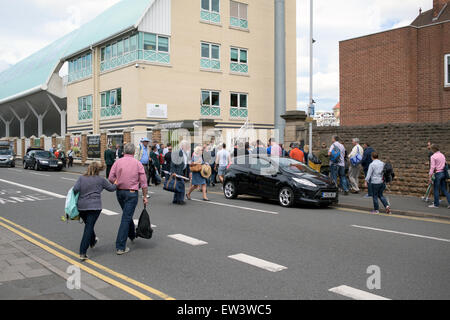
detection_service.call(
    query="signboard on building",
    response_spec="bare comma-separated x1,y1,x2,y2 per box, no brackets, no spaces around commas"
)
147,104,168,119
107,134,124,147
87,135,101,159
71,136,81,148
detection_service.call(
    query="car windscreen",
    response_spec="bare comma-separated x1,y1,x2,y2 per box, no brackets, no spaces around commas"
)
35,151,55,158
0,149,12,155
272,157,318,174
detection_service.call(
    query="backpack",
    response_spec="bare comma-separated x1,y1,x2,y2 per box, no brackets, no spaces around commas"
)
330,145,341,164
136,206,153,239
383,162,395,184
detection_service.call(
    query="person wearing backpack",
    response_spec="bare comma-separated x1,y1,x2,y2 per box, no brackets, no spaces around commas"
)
362,143,375,198
365,152,391,214
428,144,450,209
348,138,364,194
73,162,117,261
328,135,349,195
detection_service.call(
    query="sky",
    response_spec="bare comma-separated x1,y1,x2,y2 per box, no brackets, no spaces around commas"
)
0,0,431,112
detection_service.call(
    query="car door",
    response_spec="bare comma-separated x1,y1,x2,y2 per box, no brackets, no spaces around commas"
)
232,156,251,194
257,158,280,199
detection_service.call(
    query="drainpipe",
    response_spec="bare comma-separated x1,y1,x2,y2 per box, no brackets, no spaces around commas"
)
274,0,286,144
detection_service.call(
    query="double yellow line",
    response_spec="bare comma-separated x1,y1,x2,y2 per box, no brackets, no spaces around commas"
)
0,216,175,300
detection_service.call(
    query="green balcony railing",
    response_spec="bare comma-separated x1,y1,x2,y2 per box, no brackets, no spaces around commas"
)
201,58,221,70
230,17,248,29
201,10,221,23
68,68,92,83
101,105,122,118
78,111,93,121
201,106,221,117
230,63,248,74
100,50,169,73
230,108,248,118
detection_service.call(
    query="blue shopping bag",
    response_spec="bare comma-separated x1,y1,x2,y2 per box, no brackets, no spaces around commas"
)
64,188,80,220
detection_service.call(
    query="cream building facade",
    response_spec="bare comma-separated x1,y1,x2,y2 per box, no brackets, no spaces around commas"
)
65,0,297,145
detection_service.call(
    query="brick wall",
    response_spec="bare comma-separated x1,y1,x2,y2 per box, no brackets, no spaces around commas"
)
311,122,450,196
340,22,449,126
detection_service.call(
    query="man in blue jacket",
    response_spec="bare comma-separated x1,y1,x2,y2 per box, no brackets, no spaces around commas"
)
361,143,375,198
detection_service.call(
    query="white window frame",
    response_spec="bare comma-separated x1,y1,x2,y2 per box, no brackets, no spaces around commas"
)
201,42,220,61
156,35,170,53
230,47,248,66
445,54,450,87
201,0,220,13
230,1,248,20
201,90,221,107
230,92,248,109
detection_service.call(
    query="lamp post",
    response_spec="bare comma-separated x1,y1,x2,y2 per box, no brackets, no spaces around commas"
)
308,0,314,154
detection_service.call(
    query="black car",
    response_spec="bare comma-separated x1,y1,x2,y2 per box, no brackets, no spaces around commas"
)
23,149,63,171
0,149,15,167
223,155,339,208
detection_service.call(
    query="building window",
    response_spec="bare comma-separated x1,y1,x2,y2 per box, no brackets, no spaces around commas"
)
78,95,93,121
201,42,221,70
230,1,248,29
201,0,221,23
230,93,248,118
100,33,169,72
230,47,248,74
68,52,92,83
445,54,450,87
101,88,122,118
201,90,221,117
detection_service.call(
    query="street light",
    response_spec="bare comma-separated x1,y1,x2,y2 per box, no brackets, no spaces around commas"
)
308,0,314,154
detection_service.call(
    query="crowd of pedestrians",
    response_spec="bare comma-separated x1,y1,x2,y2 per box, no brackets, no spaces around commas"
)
69,135,450,260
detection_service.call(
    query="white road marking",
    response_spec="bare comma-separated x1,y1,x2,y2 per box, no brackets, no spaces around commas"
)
352,225,450,243
167,234,208,246
191,199,279,215
329,285,391,300
29,172,50,177
0,179,66,199
228,253,287,272
61,177,77,182
133,219,157,228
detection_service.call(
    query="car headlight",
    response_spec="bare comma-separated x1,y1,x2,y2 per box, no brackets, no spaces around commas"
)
58,161,63,164
9,156,14,161
293,177,317,188
41,161,49,164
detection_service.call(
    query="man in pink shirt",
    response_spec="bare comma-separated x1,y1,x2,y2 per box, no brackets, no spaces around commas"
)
109,143,148,255
428,144,450,209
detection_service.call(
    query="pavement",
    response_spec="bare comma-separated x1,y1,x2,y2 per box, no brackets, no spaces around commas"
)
2,162,449,300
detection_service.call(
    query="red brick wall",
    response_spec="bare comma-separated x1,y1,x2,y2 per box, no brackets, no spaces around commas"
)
340,22,449,126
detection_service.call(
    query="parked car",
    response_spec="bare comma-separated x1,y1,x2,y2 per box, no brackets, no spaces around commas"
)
223,155,339,208
23,149,63,171
0,149,15,167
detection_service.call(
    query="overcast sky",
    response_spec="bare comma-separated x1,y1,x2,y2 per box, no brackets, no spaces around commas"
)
0,0,431,111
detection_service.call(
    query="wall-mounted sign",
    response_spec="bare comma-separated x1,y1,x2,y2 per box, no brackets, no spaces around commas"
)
87,135,101,159
147,104,168,119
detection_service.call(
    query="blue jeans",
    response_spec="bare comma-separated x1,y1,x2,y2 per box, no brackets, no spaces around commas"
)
433,172,450,207
79,210,101,255
115,190,139,251
173,179,186,204
330,164,349,192
371,183,389,211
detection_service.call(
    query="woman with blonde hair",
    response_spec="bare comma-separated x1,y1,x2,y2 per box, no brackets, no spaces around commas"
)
186,146,209,201
73,161,117,260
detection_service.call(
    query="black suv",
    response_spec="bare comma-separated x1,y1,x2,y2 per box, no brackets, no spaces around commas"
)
23,149,63,171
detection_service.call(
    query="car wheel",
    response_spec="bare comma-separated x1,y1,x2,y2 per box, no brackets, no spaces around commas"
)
23,161,28,169
279,187,294,208
224,181,238,199
34,162,39,171
11,162,15,168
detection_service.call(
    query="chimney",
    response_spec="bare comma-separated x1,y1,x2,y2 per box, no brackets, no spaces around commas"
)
433,0,448,18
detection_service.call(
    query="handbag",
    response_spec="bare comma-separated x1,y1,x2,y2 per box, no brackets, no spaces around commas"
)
164,174,185,193
64,188,79,221
444,163,450,180
136,205,153,240
190,163,202,172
